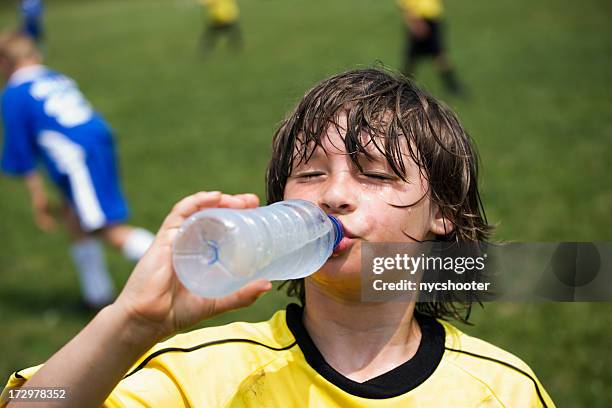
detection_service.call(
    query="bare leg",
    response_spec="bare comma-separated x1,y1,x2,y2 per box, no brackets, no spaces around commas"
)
101,224,155,262
200,24,220,54
99,224,134,249
61,202,88,242
228,23,244,51
434,53,452,72
62,199,153,261
402,34,417,77
434,53,463,95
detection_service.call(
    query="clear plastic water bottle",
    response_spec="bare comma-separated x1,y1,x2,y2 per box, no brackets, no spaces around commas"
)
172,199,343,298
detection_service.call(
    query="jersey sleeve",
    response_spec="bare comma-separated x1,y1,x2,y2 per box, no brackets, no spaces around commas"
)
1,89,38,176
0,366,42,408
0,364,186,408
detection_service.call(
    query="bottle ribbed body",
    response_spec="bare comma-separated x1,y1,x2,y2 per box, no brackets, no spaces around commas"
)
172,200,342,297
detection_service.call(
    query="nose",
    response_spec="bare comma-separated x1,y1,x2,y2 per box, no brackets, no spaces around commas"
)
317,172,357,215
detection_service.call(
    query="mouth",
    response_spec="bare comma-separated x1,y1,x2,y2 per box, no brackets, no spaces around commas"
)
332,236,354,255
331,223,359,256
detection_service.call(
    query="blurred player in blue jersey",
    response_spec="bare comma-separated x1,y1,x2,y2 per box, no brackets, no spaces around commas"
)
19,0,45,46
0,31,154,309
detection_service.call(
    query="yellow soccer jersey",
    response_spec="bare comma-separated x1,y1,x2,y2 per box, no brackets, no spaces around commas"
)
2,304,555,407
397,0,444,20
201,0,239,24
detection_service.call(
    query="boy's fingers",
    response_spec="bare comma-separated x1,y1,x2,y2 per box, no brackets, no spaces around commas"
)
212,279,272,315
161,192,260,232
157,192,260,247
217,194,247,209
217,193,260,209
160,191,222,230
232,193,260,208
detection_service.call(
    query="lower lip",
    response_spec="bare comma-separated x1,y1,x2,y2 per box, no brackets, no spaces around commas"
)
332,237,353,255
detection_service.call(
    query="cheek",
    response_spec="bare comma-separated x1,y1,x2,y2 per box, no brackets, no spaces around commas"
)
283,181,319,201
368,205,429,242
355,201,405,240
397,206,434,241
374,211,408,241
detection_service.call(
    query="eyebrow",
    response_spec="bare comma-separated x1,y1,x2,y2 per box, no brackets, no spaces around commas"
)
295,149,392,172
293,143,326,164
359,150,388,162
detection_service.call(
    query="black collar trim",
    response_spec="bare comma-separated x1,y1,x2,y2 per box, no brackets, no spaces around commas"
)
285,303,445,399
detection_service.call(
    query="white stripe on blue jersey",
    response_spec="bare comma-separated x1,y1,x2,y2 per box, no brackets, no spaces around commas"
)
39,130,106,231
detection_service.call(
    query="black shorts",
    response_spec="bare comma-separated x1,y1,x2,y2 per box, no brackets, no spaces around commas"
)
408,19,444,58
209,20,238,30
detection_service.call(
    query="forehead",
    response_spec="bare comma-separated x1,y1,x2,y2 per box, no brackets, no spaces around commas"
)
299,133,387,160
293,115,410,163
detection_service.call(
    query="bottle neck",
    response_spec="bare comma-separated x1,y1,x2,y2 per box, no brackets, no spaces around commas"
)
328,215,344,250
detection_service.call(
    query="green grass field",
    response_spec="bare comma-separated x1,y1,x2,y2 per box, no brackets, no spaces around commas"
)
1,0,611,405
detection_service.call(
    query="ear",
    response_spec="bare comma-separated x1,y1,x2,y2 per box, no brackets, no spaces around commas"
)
429,203,454,237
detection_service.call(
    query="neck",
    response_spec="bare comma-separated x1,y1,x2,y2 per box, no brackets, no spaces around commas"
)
302,279,422,382
8,58,42,78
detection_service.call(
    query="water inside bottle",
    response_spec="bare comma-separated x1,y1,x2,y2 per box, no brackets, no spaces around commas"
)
172,200,340,298
253,203,335,280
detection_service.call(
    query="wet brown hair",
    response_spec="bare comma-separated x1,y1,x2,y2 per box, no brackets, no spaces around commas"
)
265,68,492,323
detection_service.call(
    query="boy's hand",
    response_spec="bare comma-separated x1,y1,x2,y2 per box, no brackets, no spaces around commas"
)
111,191,272,343
24,171,57,232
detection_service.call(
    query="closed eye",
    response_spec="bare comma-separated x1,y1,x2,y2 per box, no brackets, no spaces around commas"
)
295,172,325,180
362,172,394,181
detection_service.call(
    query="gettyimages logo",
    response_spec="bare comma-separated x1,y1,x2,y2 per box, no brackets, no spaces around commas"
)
361,242,612,302
372,252,487,275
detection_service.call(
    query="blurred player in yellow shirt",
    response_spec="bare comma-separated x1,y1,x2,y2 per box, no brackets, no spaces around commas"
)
200,0,243,54
398,0,463,95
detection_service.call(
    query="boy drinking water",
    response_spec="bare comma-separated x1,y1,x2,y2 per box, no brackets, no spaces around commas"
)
1,69,554,407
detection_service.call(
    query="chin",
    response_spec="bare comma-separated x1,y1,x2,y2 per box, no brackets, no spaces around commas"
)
313,255,362,283
306,268,363,300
